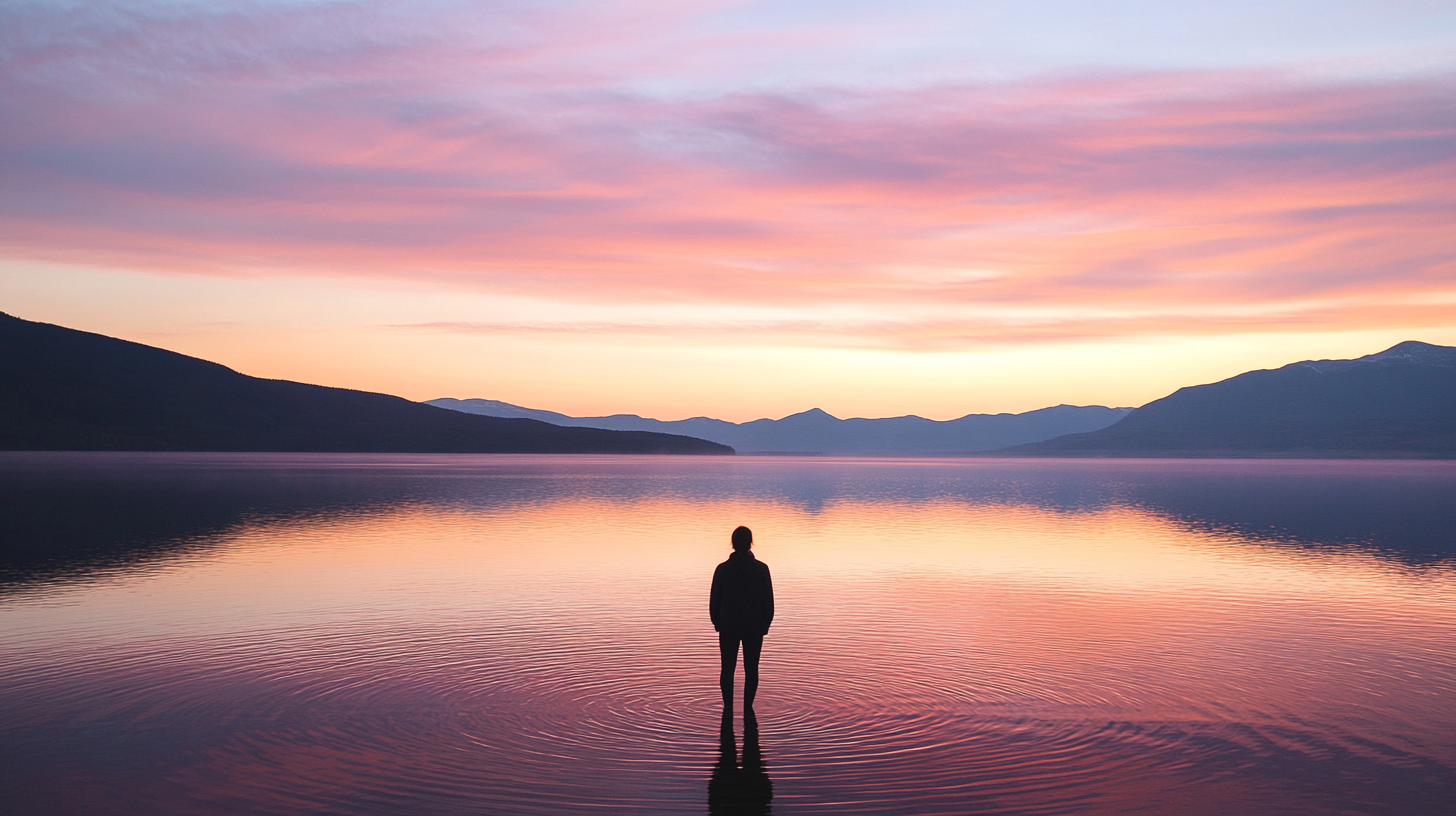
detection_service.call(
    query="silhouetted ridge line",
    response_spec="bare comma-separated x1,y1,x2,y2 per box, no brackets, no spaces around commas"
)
998,342,1456,458
427,398,1132,454
0,312,732,454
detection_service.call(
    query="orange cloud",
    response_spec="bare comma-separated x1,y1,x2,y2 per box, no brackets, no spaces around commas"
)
1,2,1453,352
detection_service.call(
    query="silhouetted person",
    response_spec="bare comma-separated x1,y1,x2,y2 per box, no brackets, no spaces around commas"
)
708,707,773,815
710,526,774,711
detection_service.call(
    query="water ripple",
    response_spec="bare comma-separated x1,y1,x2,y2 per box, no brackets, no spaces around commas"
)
3,456,1455,814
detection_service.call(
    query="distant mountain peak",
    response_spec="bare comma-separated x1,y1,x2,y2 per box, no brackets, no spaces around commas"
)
1363,340,1456,365
1296,340,1456,374
782,407,840,421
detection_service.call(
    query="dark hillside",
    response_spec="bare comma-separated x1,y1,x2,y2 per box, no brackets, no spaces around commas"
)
0,313,731,454
1002,342,1456,458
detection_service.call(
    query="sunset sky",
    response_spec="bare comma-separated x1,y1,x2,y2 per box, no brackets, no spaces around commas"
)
2,0,1454,422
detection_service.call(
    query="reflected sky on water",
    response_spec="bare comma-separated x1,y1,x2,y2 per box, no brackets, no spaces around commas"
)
2,453,1453,814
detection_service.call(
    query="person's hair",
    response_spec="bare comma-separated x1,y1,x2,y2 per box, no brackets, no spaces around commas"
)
731,526,753,551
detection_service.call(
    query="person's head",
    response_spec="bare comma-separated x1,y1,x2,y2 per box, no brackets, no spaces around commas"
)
731,526,753,552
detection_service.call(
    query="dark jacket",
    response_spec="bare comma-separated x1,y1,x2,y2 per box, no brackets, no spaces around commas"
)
710,550,774,636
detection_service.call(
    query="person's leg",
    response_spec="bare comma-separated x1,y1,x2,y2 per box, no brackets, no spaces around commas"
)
741,634,764,709
718,632,741,709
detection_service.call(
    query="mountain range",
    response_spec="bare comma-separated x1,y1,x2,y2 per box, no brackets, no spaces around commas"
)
0,312,730,454
432,341,1456,458
1002,341,1456,457
6,309,1454,458
426,399,1133,454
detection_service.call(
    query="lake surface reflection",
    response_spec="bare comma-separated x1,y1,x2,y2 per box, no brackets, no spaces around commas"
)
2,453,1454,815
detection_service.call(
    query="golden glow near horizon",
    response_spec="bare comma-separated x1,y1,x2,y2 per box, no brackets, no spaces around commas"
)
6,260,1454,421
2,2,1454,420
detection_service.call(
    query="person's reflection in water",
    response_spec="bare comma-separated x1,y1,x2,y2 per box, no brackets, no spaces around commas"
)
710,526,774,712
709,707,773,814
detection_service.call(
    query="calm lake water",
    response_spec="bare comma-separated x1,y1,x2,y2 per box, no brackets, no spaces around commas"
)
2,453,1454,815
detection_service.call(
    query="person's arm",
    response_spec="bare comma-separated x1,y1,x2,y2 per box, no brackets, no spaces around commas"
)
709,564,723,632
762,564,774,632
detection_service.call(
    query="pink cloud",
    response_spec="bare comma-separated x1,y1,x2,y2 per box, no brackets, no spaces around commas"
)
1,1,1453,348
